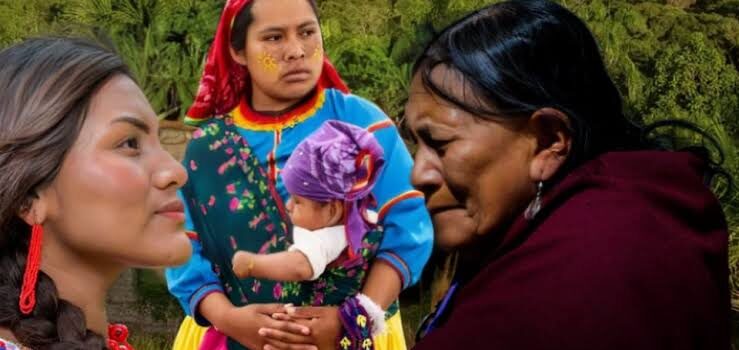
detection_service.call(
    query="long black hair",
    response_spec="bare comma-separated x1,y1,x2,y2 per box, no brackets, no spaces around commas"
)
412,0,726,180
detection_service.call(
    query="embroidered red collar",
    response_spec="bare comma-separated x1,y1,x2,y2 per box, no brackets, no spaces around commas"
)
231,87,326,131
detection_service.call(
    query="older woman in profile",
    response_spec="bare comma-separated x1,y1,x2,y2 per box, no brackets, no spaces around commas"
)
405,1,729,349
0,38,192,349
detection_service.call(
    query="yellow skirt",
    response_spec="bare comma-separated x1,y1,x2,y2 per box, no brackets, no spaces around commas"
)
172,316,209,350
372,311,407,350
172,312,407,350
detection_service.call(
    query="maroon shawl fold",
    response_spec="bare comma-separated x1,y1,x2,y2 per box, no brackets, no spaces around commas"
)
415,151,729,350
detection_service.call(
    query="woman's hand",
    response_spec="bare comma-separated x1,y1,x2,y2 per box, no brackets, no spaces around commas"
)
264,306,342,350
260,260,401,349
214,302,315,350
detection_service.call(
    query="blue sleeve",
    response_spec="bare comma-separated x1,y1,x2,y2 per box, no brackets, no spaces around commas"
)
165,191,224,326
372,126,434,289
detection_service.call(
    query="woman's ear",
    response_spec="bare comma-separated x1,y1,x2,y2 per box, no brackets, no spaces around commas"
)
18,193,50,226
229,46,249,67
527,107,573,182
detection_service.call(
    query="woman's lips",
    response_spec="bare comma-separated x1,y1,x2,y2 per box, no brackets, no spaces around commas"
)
427,205,465,217
282,69,311,82
158,211,186,222
156,200,185,223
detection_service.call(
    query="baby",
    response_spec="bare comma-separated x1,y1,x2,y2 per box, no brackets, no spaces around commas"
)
232,120,384,281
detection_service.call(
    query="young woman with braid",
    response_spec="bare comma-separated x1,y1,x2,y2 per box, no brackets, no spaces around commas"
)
0,37,192,349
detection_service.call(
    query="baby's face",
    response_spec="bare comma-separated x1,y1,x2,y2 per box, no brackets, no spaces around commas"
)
285,194,337,230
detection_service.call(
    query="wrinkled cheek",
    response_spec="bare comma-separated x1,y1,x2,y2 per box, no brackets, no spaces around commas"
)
442,170,471,204
477,166,528,234
432,209,476,251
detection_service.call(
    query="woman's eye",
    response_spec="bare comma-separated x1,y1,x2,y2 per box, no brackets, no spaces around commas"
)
426,138,450,152
301,30,315,37
122,137,139,149
265,35,282,41
118,137,141,155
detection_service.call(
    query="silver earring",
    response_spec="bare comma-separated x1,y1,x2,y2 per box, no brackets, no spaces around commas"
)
524,181,543,220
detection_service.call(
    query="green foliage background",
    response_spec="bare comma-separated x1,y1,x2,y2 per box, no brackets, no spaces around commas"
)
1,0,738,341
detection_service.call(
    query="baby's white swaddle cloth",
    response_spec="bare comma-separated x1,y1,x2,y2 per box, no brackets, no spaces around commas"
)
289,211,378,280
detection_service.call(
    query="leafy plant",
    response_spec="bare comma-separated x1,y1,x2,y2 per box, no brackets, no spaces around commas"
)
0,0,737,338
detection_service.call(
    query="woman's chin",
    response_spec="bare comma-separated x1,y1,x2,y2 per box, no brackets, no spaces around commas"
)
133,233,192,267
278,79,319,99
162,234,193,266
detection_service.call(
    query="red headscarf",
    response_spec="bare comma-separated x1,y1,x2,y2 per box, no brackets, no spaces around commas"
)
186,0,349,122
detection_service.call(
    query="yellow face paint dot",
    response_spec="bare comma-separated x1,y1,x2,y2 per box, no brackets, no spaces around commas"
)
312,47,323,61
257,52,278,73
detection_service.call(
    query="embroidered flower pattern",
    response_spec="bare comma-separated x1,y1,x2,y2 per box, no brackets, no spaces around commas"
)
182,116,385,324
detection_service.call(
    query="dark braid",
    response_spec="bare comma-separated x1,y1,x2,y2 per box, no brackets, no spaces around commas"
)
0,219,106,349
0,37,132,349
